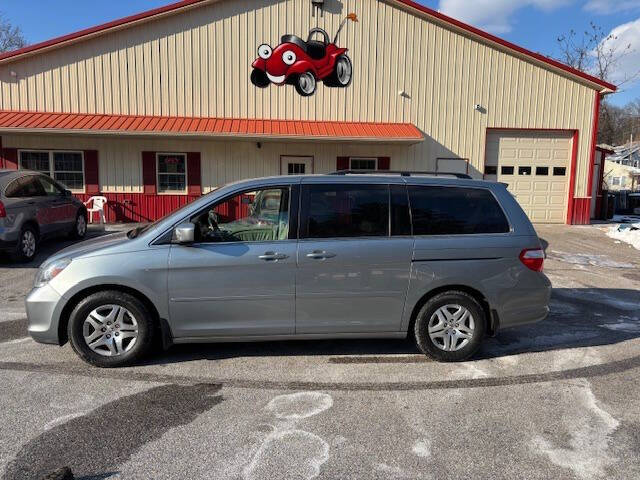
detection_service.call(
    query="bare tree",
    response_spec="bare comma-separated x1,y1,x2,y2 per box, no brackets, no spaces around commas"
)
0,13,26,53
555,23,640,145
556,22,638,88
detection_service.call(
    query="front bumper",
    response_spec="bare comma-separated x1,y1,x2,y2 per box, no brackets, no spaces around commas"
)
26,284,65,345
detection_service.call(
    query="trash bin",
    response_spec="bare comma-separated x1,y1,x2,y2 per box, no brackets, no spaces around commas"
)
606,194,616,220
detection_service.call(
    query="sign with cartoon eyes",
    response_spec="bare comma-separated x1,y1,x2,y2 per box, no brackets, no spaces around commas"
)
251,13,358,97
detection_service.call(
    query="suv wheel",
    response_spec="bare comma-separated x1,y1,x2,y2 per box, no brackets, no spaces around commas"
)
14,225,38,263
414,291,486,362
68,291,156,367
70,211,87,239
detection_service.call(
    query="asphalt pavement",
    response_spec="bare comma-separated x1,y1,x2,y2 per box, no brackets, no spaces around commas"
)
0,224,639,480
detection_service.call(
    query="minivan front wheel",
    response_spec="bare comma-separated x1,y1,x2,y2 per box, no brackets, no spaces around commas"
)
414,291,486,362
68,291,155,367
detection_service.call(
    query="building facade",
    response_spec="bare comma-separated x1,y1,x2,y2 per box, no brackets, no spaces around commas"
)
0,0,615,224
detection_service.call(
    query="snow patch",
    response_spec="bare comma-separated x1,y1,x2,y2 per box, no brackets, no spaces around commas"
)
265,392,333,420
412,439,431,458
549,250,634,269
606,223,640,251
532,380,620,480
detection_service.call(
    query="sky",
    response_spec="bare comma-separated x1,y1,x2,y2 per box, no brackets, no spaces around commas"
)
1,0,639,106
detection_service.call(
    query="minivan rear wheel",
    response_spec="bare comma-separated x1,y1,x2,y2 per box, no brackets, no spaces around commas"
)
414,291,486,362
68,291,155,367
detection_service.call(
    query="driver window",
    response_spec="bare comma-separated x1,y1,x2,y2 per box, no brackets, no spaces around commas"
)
191,187,290,243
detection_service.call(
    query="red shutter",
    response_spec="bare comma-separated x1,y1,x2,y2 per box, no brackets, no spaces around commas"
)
337,156,349,171
378,157,391,171
84,150,99,194
187,152,202,196
2,148,18,170
142,151,157,195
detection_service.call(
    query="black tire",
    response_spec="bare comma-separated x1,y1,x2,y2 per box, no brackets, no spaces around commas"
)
251,68,270,88
324,54,353,88
69,210,88,239
13,225,38,263
414,291,486,362
68,290,156,368
294,72,317,96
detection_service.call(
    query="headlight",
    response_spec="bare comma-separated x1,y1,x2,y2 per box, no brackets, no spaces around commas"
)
34,258,72,288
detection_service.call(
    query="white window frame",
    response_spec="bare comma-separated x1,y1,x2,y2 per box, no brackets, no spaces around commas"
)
18,149,85,193
156,152,188,195
349,157,378,171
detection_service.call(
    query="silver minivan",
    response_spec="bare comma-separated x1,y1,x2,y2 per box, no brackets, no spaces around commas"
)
26,173,551,367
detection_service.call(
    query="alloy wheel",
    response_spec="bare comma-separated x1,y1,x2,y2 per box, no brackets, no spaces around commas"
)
21,231,36,258
428,304,475,352
77,215,87,237
83,305,139,357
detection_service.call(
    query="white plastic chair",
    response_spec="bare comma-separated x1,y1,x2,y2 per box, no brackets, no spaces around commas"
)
84,196,107,225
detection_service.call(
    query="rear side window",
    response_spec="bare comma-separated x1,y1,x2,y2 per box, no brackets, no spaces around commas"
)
4,176,45,198
301,184,389,238
409,186,510,235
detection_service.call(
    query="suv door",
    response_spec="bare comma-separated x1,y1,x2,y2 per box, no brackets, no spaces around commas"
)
167,185,298,338
36,175,76,234
8,175,55,235
296,181,413,334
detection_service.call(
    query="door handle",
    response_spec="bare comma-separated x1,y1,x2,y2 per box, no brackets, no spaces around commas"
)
259,252,289,261
306,250,336,260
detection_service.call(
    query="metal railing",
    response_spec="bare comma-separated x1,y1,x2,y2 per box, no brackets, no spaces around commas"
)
328,170,473,179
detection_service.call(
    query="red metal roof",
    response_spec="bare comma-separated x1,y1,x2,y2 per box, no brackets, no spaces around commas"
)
0,111,423,143
0,0,616,92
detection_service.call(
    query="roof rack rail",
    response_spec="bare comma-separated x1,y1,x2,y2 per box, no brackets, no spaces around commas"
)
329,170,473,179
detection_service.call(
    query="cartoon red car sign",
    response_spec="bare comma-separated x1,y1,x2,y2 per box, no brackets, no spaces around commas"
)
251,13,358,96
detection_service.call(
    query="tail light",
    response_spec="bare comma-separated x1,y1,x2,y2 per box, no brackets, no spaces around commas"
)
0,201,6,218
519,248,545,272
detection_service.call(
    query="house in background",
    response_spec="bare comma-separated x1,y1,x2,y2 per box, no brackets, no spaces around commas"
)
607,142,640,169
0,0,615,225
604,160,640,192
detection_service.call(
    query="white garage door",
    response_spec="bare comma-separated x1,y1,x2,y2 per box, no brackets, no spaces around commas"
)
485,131,573,224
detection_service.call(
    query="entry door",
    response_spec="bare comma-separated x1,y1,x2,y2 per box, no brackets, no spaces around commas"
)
281,156,313,175
167,186,297,339
295,182,413,334
486,131,572,224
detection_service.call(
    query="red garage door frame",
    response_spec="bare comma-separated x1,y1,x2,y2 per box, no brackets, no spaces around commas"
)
484,127,580,225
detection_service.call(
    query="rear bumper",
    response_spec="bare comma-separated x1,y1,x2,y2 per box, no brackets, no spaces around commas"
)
495,273,552,330
26,284,65,345
0,238,17,252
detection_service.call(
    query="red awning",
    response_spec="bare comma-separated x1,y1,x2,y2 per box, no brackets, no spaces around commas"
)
0,111,423,144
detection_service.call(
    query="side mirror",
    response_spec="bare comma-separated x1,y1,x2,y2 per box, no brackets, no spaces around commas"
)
172,222,196,244
64,189,73,197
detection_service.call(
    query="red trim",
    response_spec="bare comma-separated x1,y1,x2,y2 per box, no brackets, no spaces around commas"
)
186,151,202,196
395,0,616,92
571,198,591,225
0,0,616,92
378,157,391,171
1,147,18,170
0,0,208,62
84,150,100,194
142,151,157,195
484,128,580,226
567,131,580,224
586,92,601,223
75,192,199,223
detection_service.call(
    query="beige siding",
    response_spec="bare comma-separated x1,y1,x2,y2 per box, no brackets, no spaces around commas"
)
1,133,411,193
0,0,598,196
